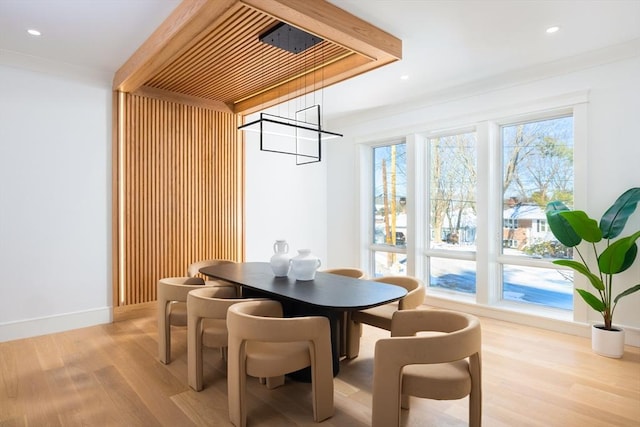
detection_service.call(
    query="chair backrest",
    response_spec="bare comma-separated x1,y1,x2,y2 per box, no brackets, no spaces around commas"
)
158,276,205,302
373,276,425,309
389,309,481,362
187,286,250,320
323,268,367,279
187,259,235,278
227,300,330,343
187,286,242,319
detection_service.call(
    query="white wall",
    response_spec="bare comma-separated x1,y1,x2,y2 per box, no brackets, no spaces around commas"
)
325,52,640,343
244,119,328,266
0,64,112,341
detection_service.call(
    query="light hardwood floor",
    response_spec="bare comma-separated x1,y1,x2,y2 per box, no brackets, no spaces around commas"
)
1,304,638,426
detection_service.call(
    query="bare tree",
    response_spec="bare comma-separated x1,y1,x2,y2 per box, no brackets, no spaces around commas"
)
430,133,477,245
503,118,573,207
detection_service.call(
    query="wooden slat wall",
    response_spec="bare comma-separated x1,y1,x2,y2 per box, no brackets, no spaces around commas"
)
117,92,244,306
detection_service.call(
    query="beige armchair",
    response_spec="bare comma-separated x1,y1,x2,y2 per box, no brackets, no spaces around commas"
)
157,276,206,364
187,258,237,288
226,300,334,427
346,275,425,358
372,309,482,427
187,286,259,391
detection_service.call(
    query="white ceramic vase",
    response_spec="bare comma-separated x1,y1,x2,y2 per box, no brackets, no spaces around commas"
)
290,249,321,281
591,324,625,358
270,239,291,277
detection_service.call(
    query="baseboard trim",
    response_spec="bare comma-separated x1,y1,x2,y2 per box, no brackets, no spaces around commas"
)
0,307,113,342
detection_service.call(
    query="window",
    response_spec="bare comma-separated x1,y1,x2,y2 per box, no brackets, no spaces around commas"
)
504,218,518,229
371,142,407,276
363,101,583,318
500,115,574,310
426,131,477,293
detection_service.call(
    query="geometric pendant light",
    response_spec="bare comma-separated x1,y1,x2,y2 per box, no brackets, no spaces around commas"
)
238,22,343,165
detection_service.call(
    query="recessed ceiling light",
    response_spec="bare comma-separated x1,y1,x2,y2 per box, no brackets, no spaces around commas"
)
27,28,41,36
546,26,560,34
400,75,409,80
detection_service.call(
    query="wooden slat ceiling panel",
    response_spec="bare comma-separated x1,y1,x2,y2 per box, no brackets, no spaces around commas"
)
145,4,352,107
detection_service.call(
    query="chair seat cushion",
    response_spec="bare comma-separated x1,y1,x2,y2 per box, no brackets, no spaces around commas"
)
202,318,229,348
402,360,471,400
168,302,188,326
245,341,311,378
351,303,399,331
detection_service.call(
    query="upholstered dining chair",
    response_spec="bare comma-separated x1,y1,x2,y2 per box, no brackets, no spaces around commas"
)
187,258,237,288
226,300,334,427
322,267,367,279
187,287,264,391
157,276,206,364
372,309,482,427
323,267,367,356
346,275,425,359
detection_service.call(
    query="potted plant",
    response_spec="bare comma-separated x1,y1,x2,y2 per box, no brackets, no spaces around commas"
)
545,187,640,358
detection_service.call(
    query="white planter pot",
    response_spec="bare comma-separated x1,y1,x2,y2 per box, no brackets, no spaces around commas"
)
591,325,625,358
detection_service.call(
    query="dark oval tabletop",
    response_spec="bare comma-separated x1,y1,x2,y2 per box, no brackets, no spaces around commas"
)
200,262,407,311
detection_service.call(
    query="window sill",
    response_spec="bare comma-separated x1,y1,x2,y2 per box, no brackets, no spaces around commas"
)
424,290,584,337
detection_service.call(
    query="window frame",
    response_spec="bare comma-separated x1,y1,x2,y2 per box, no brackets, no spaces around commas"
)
361,138,408,276
494,109,576,313
422,126,479,296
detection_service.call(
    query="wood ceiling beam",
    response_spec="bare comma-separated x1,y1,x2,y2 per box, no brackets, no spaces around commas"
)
239,0,401,62
113,0,238,92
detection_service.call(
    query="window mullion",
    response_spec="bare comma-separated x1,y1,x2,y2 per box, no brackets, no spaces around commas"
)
407,133,425,278
475,121,493,305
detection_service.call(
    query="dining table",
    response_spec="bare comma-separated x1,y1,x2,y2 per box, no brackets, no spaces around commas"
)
200,261,407,379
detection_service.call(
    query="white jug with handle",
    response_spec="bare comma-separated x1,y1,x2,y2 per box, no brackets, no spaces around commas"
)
290,249,321,281
270,239,290,277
